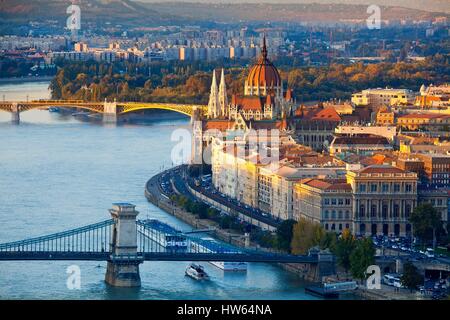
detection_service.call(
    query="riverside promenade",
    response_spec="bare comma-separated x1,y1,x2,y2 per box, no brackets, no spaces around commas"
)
144,166,331,282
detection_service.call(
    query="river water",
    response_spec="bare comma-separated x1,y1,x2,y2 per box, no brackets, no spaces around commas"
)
0,81,332,300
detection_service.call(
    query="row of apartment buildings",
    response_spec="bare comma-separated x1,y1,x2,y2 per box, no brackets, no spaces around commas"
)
352,85,450,109
210,130,448,238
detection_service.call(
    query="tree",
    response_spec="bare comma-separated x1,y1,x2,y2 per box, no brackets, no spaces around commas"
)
409,203,443,248
401,262,423,292
349,238,375,282
320,232,337,252
276,219,296,252
290,218,327,255
335,229,355,272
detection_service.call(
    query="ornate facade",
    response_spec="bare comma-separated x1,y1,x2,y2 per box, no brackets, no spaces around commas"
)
207,35,295,122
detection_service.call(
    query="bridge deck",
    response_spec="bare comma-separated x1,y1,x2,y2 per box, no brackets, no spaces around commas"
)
0,251,317,263
0,100,207,117
0,218,318,264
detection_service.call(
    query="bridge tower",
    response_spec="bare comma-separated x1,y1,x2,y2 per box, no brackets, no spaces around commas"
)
191,107,204,165
103,99,117,123
11,103,20,124
105,203,142,287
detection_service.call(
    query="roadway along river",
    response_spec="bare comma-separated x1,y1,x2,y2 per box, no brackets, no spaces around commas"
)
0,81,330,300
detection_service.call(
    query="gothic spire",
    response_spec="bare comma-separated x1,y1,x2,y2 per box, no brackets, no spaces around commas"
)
218,68,228,117
262,33,268,59
208,69,219,118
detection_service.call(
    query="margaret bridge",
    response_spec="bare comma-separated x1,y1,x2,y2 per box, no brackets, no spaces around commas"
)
0,203,328,287
0,99,208,123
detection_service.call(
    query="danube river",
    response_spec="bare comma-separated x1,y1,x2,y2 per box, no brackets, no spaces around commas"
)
0,81,332,300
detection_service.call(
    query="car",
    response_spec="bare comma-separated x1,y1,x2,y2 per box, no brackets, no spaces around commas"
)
392,245,398,249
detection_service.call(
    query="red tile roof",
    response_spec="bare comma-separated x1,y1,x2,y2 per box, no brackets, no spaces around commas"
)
203,120,234,131
233,96,265,111
301,178,351,191
308,107,342,122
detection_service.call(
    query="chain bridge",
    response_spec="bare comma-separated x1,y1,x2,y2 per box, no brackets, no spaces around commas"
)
0,203,321,287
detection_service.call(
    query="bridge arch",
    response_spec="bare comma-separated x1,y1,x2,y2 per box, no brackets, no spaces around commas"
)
118,103,206,117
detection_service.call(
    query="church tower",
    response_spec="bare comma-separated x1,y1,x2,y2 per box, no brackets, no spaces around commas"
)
207,70,220,119
218,68,228,118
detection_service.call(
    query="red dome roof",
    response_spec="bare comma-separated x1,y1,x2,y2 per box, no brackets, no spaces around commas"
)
246,37,281,89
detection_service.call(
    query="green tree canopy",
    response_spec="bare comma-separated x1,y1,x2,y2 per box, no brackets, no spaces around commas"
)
401,262,423,292
276,219,296,253
335,228,355,272
349,238,375,282
409,203,443,248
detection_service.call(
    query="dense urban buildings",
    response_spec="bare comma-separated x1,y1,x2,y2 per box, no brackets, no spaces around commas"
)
198,38,449,238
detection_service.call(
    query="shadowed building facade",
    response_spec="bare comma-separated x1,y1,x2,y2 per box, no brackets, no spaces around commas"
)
346,165,418,237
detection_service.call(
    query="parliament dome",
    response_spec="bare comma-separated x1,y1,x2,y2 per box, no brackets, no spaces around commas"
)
245,36,282,96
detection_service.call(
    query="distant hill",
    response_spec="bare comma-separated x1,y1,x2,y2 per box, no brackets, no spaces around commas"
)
0,0,447,26
0,0,179,25
141,2,448,24
140,0,450,14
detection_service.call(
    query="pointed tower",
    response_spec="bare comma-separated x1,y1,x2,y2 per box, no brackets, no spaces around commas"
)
208,70,220,119
218,68,228,118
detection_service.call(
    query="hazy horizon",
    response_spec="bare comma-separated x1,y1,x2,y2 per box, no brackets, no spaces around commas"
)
136,0,450,13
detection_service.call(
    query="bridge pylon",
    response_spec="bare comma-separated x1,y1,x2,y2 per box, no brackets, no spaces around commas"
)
11,103,20,124
103,100,117,123
105,203,142,287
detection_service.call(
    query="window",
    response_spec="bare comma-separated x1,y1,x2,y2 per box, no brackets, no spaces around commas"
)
405,184,412,193
405,204,411,218
393,204,400,218
324,210,329,219
338,211,343,219
332,210,336,219
394,184,400,192
371,184,377,192
324,199,330,205
382,184,389,192
371,205,377,217
345,198,351,205
345,210,350,219
338,199,344,205
331,198,337,205
359,205,365,217
359,184,366,192
382,205,388,218
437,199,442,206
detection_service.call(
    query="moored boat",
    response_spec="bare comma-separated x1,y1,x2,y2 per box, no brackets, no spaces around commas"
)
138,219,187,249
191,237,247,272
